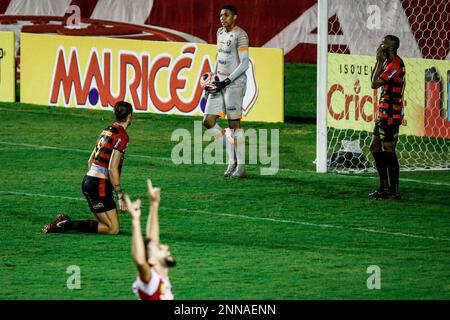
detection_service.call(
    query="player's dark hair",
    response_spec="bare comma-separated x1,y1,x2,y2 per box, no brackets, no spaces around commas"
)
222,5,237,15
114,101,133,122
165,257,177,268
385,35,400,50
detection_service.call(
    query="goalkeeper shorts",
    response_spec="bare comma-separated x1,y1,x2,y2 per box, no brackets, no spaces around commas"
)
204,83,246,120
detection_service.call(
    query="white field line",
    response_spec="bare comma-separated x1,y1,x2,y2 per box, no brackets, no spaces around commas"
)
0,141,170,162
0,190,448,242
1,141,450,187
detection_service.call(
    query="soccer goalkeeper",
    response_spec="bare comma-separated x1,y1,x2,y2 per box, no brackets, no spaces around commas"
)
202,4,249,178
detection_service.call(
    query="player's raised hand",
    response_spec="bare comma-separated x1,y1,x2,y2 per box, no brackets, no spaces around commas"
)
147,179,161,203
125,194,141,219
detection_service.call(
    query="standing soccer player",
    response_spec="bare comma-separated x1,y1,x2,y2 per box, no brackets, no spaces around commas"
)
126,180,175,300
369,35,405,200
42,101,133,234
203,4,249,178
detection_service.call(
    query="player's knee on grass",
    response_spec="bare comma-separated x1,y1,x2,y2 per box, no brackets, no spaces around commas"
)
99,222,119,235
106,225,119,235
95,209,119,235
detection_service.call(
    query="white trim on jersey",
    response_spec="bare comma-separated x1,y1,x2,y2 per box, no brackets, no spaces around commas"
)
133,268,160,297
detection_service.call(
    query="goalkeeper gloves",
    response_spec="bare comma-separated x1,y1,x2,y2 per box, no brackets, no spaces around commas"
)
213,78,231,90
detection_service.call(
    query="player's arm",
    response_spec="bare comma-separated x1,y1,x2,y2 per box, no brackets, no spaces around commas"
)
371,61,386,89
373,61,400,90
371,45,388,89
145,179,160,244
228,48,249,82
109,149,126,212
125,195,151,283
87,148,95,169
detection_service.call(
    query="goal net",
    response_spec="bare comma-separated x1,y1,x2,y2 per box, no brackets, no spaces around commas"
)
317,0,450,173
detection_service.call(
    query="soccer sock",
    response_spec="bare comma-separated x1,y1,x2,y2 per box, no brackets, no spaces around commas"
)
234,128,245,165
66,220,99,233
225,128,236,165
211,123,224,143
372,152,389,191
385,152,400,194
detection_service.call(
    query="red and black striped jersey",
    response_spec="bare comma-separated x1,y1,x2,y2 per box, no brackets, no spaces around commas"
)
378,56,406,124
92,123,129,174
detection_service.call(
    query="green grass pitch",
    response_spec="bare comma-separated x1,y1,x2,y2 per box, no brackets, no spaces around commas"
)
0,63,449,299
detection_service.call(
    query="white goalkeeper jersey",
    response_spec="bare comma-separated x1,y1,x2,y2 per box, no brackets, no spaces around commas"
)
216,26,249,85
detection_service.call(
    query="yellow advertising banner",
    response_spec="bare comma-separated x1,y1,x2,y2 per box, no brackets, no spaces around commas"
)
328,53,450,139
21,33,284,123
0,31,15,102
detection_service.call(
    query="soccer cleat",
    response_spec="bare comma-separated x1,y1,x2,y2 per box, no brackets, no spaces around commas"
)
224,163,237,178
373,192,402,201
369,189,389,200
231,164,248,179
385,193,402,200
42,214,71,233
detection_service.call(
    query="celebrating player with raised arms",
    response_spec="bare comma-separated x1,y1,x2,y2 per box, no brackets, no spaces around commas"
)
42,101,133,234
202,4,249,178
126,180,175,300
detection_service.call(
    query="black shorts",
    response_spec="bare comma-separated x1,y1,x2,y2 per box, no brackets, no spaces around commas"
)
373,119,401,142
81,175,116,214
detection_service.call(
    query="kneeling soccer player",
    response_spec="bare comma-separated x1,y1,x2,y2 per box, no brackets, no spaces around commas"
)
42,101,133,234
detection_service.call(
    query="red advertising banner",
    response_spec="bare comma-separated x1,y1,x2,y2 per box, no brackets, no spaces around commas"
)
0,0,448,64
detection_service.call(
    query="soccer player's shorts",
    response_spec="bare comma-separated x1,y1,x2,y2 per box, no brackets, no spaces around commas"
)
81,175,116,214
205,83,246,120
373,118,401,142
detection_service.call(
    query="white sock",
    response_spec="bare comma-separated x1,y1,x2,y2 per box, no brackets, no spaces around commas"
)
225,128,236,165
235,129,245,165
211,123,224,145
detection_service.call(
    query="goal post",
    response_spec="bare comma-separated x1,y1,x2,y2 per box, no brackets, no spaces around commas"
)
316,0,328,173
316,0,450,174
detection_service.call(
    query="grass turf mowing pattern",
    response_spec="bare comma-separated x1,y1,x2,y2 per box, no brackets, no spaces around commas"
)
0,102,450,299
